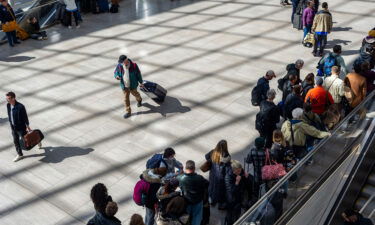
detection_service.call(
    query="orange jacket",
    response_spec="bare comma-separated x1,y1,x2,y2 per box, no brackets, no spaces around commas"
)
304,86,334,115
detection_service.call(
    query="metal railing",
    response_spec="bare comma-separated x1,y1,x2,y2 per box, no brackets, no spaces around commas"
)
235,91,375,225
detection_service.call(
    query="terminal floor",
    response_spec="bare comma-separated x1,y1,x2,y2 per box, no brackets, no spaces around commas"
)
0,0,373,224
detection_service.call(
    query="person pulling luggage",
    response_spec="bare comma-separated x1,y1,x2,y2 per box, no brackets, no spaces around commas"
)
6,92,32,162
114,55,145,119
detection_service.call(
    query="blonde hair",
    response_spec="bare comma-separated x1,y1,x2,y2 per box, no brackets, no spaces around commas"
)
231,160,242,170
211,140,229,164
331,66,339,74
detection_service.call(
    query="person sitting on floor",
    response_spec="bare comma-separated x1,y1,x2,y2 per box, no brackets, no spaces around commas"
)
21,16,48,40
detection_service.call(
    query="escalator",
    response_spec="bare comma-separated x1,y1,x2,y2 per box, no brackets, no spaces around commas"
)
355,166,375,222
234,91,375,225
1,0,59,44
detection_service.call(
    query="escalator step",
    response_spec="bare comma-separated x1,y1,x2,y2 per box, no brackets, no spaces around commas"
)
368,173,375,186
361,184,375,198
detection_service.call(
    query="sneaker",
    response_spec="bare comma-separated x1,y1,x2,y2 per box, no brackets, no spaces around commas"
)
43,36,48,40
137,101,142,107
76,25,80,29
123,113,131,119
38,36,43,40
13,155,24,162
68,26,72,29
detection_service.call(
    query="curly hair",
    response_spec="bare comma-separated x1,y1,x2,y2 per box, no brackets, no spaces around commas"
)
90,183,109,214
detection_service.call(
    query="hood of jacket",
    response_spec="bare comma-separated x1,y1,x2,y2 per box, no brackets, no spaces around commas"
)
157,188,181,201
142,169,162,184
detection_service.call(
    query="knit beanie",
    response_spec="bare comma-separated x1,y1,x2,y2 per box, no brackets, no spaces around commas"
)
255,137,265,149
292,108,304,119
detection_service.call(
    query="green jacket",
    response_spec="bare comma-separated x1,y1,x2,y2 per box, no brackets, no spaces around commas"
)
281,119,330,147
114,60,143,90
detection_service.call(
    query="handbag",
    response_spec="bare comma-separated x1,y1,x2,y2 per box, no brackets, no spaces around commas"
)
200,160,212,173
261,149,287,180
2,20,17,32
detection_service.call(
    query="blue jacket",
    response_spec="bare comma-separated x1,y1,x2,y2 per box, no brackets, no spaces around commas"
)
257,77,270,102
114,59,143,90
7,101,29,131
0,5,16,24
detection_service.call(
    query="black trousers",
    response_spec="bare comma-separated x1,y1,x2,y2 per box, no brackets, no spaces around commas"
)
12,128,26,156
313,34,327,54
67,10,79,26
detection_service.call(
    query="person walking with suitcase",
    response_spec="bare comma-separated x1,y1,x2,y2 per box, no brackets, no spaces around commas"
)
114,55,144,119
6,92,31,162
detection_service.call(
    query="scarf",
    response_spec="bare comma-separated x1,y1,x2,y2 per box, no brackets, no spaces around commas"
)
124,63,131,88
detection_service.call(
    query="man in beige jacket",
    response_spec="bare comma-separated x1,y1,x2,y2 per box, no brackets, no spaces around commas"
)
312,2,333,57
324,66,345,104
281,108,330,159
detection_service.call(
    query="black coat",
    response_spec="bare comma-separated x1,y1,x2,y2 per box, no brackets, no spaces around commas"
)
284,93,304,119
0,5,15,24
205,151,231,204
178,172,208,204
224,168,251,207
7,101,29,131
259,100,280,132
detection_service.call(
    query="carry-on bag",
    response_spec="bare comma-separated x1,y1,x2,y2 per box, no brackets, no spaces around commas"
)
23,129,44,150
140,80,167,104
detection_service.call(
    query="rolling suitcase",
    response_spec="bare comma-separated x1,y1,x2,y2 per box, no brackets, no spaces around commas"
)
140,80,167,104
23,129,44,150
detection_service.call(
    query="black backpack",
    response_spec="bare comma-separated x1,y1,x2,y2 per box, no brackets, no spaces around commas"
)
251,85,262,106
277,74,289,91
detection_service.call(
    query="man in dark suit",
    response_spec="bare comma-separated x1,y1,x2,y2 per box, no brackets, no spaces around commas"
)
6,92,31,162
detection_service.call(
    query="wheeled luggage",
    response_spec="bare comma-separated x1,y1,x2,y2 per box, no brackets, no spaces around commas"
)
140,80,167,104
292,13,302,30
23,129,44,150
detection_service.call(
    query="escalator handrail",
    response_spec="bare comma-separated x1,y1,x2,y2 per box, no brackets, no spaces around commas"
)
234,90,375,225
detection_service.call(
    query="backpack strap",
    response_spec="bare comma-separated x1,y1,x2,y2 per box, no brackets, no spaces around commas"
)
290,120,295,147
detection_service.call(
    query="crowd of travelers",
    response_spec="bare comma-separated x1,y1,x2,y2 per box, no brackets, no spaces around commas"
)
0,0,120,46
2,0,375,224
82,23,375,224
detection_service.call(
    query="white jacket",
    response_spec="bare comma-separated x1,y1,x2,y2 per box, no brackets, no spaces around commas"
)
63,0,77,11
323,74,345,103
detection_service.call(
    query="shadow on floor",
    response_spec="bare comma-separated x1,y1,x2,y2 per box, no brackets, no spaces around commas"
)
332,27,352,32
137,96,191,117
0,117,8,124
24,146,94,163
0,56,35,62
326,39,352,48
341,49,360,56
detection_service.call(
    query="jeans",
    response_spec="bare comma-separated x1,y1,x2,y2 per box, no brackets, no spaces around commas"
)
5,30,17,46
123,88,142,113
313,33,327,54
291,0,298,23
187,201,203,225
30,31,47,40
12,128,26,156
303,24,312,40
145,207,155,225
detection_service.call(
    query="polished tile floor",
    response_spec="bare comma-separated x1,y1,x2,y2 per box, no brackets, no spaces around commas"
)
0,0,374,224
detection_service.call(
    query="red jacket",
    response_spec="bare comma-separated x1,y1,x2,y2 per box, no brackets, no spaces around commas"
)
304,86,334,115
